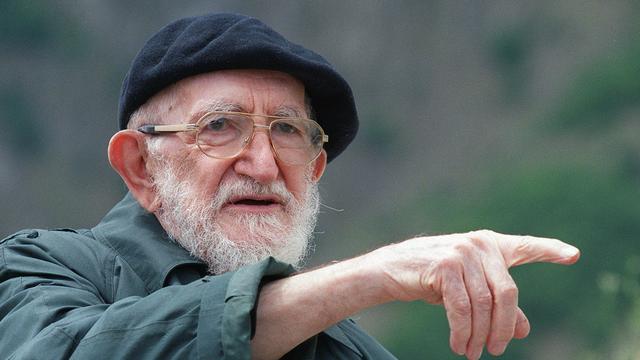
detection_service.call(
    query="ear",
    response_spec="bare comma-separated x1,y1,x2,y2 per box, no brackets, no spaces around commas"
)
108,130,158,212
310,149,327,182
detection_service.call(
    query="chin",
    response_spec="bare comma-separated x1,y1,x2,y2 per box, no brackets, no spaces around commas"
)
218,215,291,243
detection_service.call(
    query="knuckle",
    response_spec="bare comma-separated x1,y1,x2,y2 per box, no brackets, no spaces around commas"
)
475,291,494,310
491,324,516,343
449,297,472,317
471,229,495,239
493,327,516,342
495,284,519,305
491,324,517,343
439,253,464,269
515,236,534,253
452,241,473,256
466,229,497,250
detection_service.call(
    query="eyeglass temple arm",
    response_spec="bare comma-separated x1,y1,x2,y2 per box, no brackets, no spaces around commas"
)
137,124,198,134
138,123,328,143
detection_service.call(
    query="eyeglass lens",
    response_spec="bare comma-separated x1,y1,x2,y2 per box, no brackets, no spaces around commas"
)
195,113,324,165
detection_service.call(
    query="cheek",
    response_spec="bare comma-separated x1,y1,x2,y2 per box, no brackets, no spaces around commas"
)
189,157,236,194
281,165,313,200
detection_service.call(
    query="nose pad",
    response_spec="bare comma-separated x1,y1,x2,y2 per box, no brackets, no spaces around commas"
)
234,122,275,159
253,124,271,135
248,131,273,153
234,128,279,183
235,124,273,160
248,124,275,156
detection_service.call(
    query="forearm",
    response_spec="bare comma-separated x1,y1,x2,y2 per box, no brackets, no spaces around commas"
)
250,231,580,360
251,253,389,360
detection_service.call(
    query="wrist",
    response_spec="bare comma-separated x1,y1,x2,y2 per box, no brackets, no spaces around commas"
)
319,254,391,312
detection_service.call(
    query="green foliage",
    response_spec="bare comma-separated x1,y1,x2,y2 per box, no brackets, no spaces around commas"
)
545,44,640,133
488,24,533,103
383,302,457,359
360,112,402,159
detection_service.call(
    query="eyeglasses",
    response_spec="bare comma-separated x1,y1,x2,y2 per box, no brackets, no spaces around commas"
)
138,111,329,166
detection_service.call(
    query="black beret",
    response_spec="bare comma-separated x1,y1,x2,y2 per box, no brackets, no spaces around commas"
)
118,13,358,162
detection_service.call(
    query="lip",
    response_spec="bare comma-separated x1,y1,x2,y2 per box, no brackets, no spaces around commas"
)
223,194,285,214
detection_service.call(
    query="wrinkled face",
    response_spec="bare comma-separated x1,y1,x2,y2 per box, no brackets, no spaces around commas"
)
143,70,326,274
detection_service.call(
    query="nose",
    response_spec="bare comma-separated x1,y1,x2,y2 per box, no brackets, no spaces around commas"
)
232,129,279,184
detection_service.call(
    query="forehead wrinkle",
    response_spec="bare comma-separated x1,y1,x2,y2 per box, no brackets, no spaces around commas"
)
191,99,305,119
202,100,243,113
182,71,307,114
273,105,304,118
188,100,242,122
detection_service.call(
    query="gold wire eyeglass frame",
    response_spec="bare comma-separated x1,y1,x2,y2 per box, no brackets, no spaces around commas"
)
137,111,329,166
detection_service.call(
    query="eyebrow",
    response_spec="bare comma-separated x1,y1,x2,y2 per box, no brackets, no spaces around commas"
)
190,101,307,121
189,101,242,123
272,105,304,118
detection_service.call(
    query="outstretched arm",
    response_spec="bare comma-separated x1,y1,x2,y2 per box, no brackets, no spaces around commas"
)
251,230,580,360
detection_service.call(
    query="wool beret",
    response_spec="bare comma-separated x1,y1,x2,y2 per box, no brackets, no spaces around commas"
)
118,13,358,162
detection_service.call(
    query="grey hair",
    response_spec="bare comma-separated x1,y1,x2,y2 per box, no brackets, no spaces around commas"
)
127,82,182,131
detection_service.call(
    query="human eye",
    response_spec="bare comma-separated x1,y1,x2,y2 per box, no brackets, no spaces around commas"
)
205,116,232,131
198,113,248,147
272,120,301,135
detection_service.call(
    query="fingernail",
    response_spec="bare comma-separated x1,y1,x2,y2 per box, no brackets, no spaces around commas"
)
562,246,579,258
490,341,507,355
451,339,464,356
475,348,483,360
468,348,482,360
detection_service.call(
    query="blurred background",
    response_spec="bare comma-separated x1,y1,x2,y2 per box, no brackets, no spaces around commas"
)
1,1,639,358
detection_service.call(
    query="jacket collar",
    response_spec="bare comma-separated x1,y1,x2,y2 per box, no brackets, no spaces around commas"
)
92,192,206,294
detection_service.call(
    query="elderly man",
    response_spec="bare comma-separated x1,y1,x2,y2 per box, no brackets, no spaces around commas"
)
0,13,579,360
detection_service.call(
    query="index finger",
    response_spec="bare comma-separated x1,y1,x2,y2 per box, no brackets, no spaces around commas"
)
492,232,580,268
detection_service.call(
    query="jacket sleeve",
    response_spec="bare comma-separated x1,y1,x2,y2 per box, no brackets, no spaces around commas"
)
0,231,292,360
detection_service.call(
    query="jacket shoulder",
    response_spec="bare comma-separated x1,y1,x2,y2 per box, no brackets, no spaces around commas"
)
2,227,93,243
1,228,117,299
1,227,115,267
1,228,105,256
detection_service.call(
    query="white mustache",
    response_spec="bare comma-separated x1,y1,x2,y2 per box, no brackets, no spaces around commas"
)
210,176,295,211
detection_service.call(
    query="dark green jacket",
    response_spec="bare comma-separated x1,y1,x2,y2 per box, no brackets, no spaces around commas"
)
0,194,396,359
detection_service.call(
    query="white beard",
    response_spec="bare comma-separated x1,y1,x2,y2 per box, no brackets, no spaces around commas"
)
150,158,320,275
